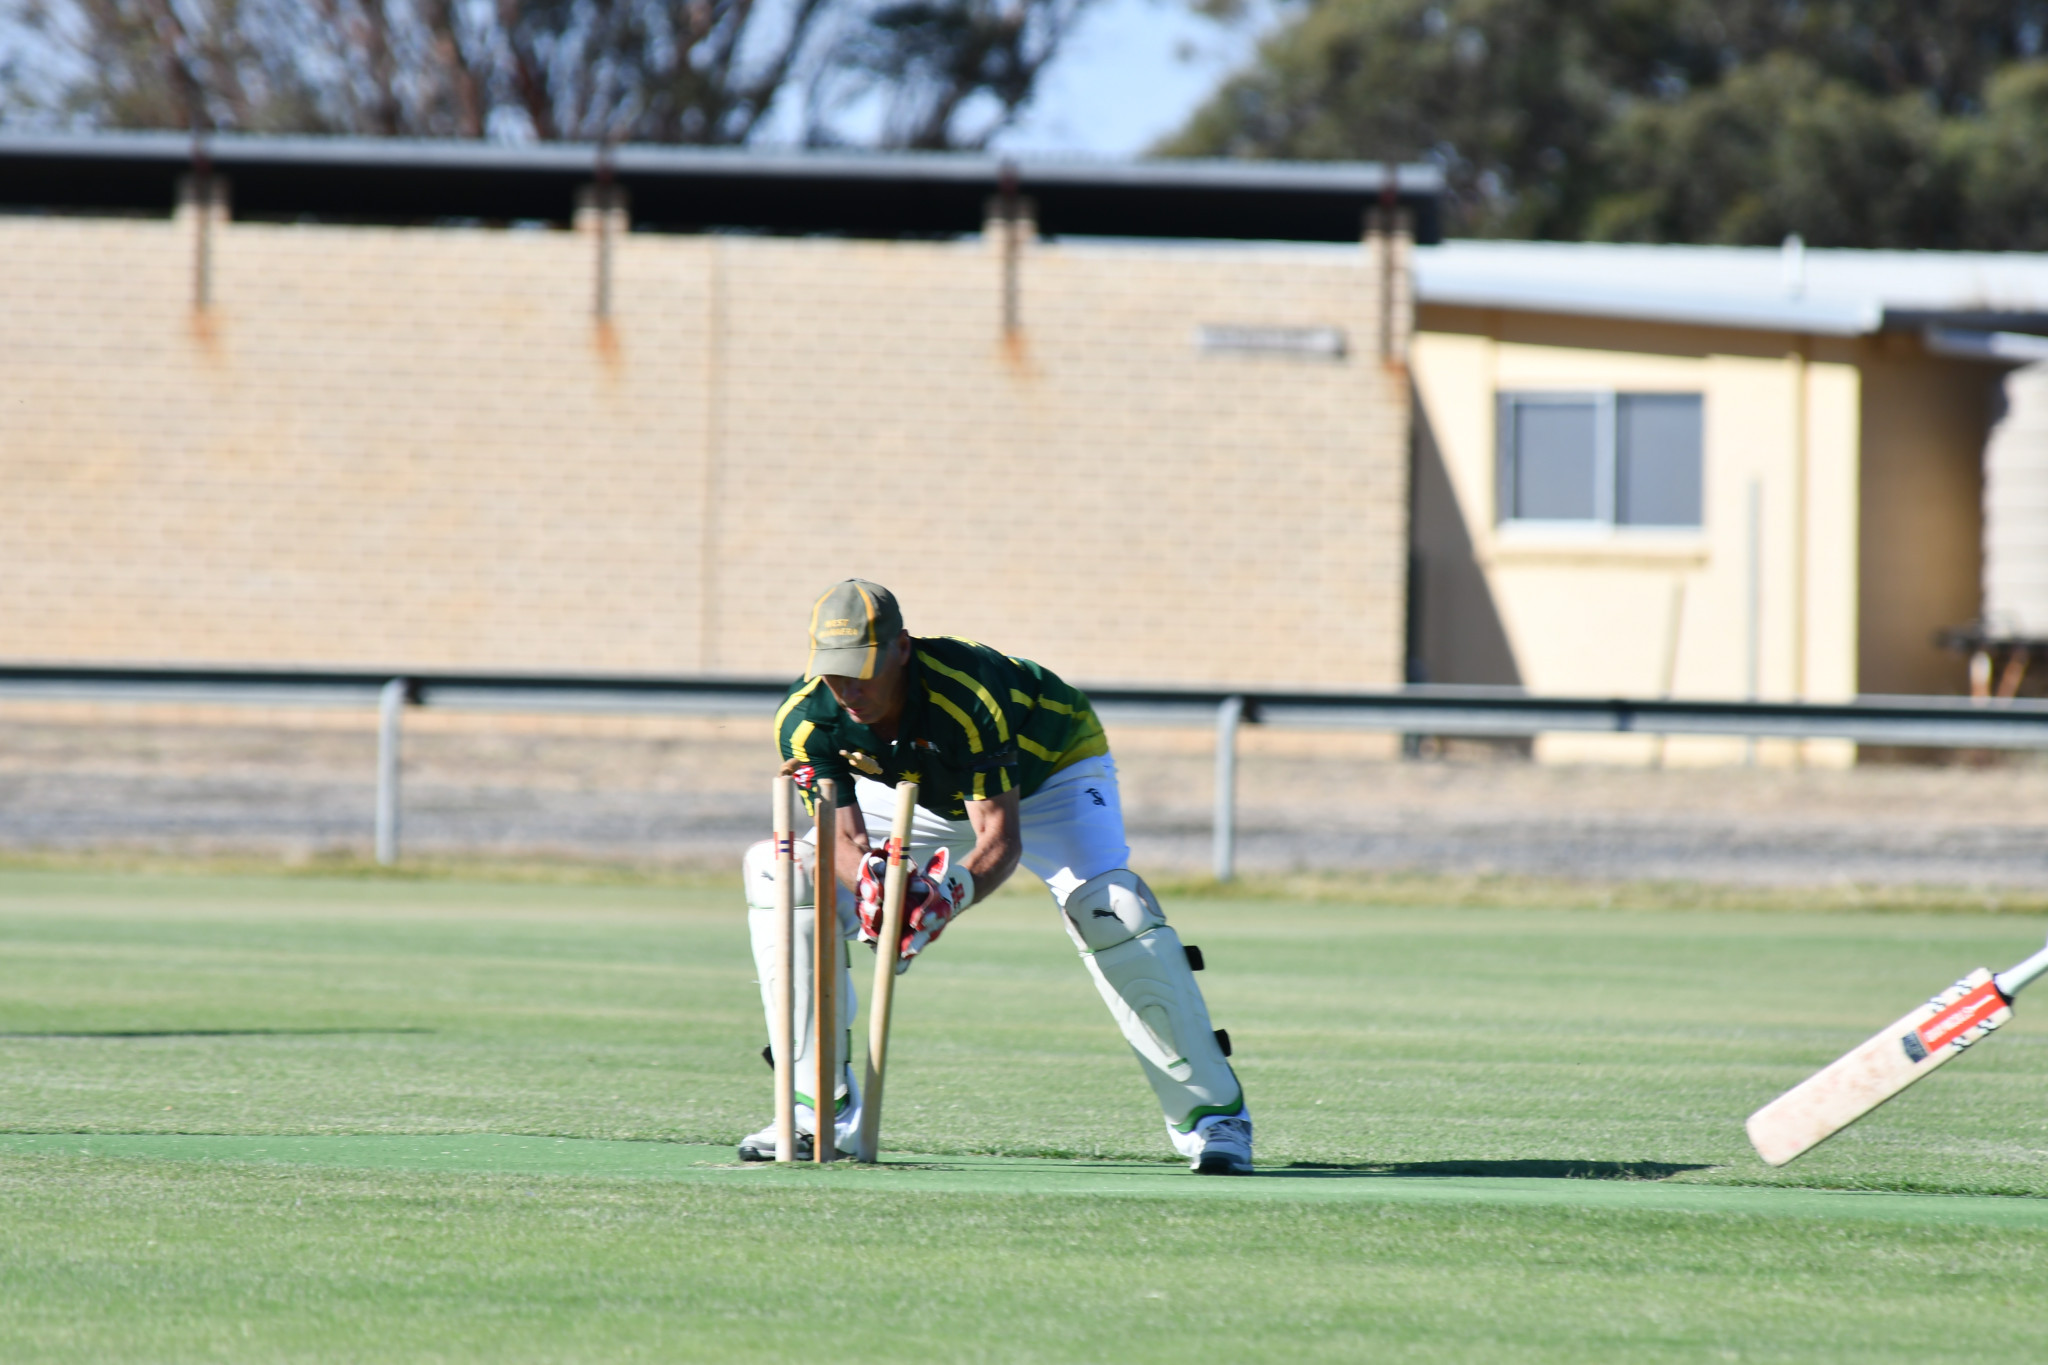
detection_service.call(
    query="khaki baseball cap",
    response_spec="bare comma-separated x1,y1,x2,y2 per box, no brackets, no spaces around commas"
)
805,579,903,680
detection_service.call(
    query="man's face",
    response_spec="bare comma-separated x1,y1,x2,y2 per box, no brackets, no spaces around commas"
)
822,632,911,726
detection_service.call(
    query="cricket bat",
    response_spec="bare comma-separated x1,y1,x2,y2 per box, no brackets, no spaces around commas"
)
1746,938,2048,1166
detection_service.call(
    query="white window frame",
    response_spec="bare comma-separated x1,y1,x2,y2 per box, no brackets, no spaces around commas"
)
1497,389,1706,532
1497,391,1615,528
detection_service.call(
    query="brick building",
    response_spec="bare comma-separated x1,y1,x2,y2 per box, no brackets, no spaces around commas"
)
0,134,1433,691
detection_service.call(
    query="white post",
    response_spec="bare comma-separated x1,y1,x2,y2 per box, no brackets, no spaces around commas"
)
375,678,406,866
771,776,797,1163
1745,480,1763,767
1214,696,1244,883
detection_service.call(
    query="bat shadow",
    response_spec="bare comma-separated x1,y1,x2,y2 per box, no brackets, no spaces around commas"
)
1269,1159,1713,1182
0,1028,435,1039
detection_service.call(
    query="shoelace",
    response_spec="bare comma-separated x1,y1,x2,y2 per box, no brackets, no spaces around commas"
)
1204,1118,1251,1146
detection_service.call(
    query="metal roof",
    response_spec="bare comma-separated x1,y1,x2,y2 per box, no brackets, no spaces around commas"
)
0,131,1444,243
1416,239,2048,337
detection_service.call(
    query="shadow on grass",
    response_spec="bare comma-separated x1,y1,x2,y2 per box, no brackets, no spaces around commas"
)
1272,1159,1712,1182
0,1028,435,1039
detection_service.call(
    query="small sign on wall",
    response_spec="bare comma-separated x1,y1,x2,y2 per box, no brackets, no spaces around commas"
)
1196,325,1348,359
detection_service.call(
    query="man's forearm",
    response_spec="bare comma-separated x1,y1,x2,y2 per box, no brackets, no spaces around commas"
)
961,790,1023,900
834,827,871,888
962,834,1021,899
834,803,871,889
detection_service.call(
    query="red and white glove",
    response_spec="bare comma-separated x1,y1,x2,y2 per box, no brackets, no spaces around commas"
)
856,847,973,971
856,851,890,947
900,847,973,963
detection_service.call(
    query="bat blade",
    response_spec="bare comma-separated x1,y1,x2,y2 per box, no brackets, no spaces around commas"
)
1746,969,2012,1166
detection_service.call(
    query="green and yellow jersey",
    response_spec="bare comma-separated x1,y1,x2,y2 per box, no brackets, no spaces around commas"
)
774,637,1109,821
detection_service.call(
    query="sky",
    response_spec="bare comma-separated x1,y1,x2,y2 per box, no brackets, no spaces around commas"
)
989,0,1273,157
749,0,1275,156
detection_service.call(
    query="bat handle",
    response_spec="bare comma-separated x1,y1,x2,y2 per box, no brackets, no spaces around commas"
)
1994,941,2048,1000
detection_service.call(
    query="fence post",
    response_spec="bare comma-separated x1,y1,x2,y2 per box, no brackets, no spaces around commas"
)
1213,696,1245,882
1744,479,1763,766
375,678,407,865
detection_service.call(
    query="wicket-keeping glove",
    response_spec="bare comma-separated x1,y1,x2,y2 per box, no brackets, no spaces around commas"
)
856,848,973,973
856,852,890,947
900,848,973,963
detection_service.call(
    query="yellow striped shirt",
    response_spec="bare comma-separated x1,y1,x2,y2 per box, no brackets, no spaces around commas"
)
774,637,1108,820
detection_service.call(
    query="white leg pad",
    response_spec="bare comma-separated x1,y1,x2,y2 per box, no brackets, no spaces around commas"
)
744,837,861,1136
1062,870,1244,1134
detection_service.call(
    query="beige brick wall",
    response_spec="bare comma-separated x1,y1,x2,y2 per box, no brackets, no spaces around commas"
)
0,208,1410,689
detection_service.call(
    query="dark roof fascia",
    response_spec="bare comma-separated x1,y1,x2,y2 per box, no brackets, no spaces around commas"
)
1883,307,2048,337
0,130,1444,243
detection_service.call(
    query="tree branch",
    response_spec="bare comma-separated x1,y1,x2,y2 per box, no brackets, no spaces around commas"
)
422,0,486,136
495,0,559,139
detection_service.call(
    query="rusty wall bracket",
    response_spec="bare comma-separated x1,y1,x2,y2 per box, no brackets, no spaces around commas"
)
1365,177,1410,366
576,183,631,320
987,161,1037,339
176,156,229,312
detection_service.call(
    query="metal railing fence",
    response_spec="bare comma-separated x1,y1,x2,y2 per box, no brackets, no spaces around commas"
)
6,665,2048,877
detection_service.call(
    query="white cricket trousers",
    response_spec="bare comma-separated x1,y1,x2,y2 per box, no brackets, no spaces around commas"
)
846,754,1129,907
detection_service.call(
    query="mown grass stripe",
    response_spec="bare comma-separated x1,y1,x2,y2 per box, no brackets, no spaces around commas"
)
6,1132,2048,1227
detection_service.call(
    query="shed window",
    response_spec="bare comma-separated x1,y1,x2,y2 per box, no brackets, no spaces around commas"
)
1497,392,1703,527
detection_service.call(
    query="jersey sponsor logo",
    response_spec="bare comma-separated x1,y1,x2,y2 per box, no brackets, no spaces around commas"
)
1914,979,2007,1055
1086,787,1105,806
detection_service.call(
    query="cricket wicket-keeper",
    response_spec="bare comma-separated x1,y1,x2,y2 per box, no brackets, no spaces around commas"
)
739,579,1252,1173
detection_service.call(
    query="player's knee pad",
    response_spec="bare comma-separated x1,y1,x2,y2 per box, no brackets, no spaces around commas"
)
743,837,816,913
744,837,858,1094
1058,868,1164,952
745,837,860,941
1063,870,1242,1131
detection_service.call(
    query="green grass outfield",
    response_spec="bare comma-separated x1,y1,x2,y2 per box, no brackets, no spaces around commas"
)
2,866,2047,1362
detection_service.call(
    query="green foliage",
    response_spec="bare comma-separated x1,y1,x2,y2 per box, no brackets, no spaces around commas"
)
1948,59,2048,250
819,0,1091,148
1162,0,1682,238
1589,54,1959,247
1167,0,2048,244
1692,0,2048,112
